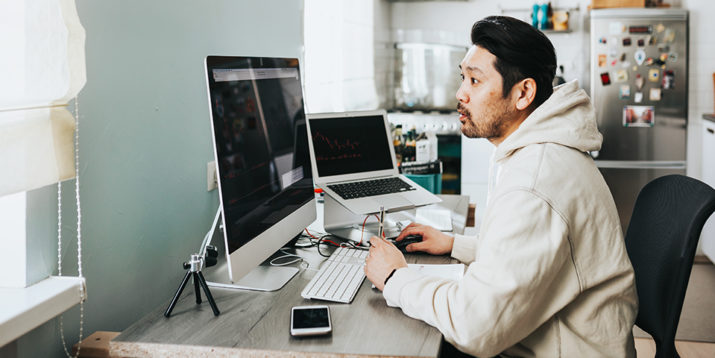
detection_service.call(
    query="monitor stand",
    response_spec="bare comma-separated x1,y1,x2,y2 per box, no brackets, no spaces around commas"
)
204,242,299,292
206,264,298,292
322,194,408,243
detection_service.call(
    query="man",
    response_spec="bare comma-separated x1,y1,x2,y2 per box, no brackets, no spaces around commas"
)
365,16,638,357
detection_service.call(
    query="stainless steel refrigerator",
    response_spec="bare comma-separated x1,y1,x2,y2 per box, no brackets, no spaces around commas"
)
590,9,688,232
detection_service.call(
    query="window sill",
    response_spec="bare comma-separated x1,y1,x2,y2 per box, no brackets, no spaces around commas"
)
0,276,85,347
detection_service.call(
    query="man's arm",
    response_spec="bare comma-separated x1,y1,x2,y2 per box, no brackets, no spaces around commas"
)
382,189,581,357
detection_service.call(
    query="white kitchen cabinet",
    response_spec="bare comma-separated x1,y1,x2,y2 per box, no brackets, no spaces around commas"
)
702,118,715,262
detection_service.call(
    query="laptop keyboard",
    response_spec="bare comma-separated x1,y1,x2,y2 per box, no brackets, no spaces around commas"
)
328,177,415,200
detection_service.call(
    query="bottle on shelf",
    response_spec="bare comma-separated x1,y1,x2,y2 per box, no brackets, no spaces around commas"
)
404,126,417,163
393,124,404,164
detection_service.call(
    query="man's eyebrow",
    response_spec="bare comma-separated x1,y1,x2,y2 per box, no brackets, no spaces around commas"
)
458,65,484,75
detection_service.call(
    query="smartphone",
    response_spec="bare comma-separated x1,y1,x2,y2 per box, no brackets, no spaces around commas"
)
290,305,332,337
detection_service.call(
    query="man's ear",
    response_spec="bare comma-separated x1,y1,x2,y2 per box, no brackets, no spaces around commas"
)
514,78,537,111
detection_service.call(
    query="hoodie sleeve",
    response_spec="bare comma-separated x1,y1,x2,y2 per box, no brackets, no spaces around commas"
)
383,189,581,357
451,233,478,264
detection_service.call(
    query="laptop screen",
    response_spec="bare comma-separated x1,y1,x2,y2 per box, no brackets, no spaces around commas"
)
309,114,394,177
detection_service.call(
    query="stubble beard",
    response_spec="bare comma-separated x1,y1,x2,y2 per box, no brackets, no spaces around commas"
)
458,101,516,140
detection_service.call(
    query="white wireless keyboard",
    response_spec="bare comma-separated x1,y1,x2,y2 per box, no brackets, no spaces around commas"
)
301,246,368,303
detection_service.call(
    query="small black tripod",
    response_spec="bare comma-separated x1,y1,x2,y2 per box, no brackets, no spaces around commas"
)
164,246,220,317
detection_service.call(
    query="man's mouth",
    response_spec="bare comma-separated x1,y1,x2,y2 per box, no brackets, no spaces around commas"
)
457,104,469,123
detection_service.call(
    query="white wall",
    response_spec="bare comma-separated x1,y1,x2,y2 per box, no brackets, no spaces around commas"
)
683,0,715,181
683,0,715,256
304,0,379,113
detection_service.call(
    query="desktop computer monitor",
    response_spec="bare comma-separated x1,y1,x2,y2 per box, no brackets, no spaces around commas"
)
204,56,316,291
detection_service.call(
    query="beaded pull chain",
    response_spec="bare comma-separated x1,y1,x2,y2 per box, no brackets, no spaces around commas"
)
58,97,85,358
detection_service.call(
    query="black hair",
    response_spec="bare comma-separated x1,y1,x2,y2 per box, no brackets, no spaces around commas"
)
470,16,557,109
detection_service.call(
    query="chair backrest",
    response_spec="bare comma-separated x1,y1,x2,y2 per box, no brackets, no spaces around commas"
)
624,175,715,358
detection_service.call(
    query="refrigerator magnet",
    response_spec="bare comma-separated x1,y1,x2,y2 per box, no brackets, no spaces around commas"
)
622,37,632,46
648,69,660,82
619,85,631,100
634,92,643,103
609,38,618,55
598,37,607,44
621,61,631,68
623,105,654,127
634,50,646,65
656,23,665,33
659,53,668,61
598,54,607,67
620,53,626,62
649,88,662,101
664,28,675,43
600,72,612,86
649,35,657,46
668,52,678,63
610,22,625,34
611,59,618,67
637,38,645,47
645,57,654,66
662,70,675,89
635,74,645,91
615,69,629,82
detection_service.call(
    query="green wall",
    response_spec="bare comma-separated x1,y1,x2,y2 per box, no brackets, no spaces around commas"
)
17,0,304,356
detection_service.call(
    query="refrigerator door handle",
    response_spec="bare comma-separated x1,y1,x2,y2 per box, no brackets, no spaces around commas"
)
594,160,687,169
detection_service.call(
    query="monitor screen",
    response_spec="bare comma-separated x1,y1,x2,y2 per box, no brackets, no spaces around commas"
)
308,114,393,177
206,56,314,256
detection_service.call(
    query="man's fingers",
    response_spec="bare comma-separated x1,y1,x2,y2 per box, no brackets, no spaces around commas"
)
406,240,428,252
396,227,421,241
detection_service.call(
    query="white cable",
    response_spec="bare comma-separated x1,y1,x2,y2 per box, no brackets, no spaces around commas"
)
269,248,308,267
57,183,62,276
58,97,84,358
199,207,221,257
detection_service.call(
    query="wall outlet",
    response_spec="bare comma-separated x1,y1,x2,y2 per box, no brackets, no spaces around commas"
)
207,161,218,191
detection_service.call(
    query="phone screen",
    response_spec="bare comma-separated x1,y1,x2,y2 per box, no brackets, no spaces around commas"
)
292,307,330,329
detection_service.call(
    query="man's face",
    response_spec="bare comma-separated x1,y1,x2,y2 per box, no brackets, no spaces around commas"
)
456,45,517,141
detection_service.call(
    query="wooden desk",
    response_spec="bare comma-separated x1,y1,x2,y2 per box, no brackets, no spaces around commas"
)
109,195,469,357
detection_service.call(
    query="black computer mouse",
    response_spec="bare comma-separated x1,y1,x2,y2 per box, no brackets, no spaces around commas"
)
394,235,422,253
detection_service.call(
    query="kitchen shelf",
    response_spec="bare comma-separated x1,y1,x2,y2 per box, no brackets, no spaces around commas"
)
542,29,573,33
497,6,580,13
497,6,579,34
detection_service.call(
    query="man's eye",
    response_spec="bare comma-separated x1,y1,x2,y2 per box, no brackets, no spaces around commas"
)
460,74,465,81
471,78,478,85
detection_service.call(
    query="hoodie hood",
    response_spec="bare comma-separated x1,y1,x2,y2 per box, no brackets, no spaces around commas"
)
494,80,602,162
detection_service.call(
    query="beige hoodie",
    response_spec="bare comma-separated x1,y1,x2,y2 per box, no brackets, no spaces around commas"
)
383,81,638,357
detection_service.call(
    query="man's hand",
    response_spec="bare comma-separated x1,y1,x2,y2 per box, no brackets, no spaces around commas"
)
395,223,454,255
365,235,407,291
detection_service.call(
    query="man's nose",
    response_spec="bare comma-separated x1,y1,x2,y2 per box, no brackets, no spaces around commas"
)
456,83,469,103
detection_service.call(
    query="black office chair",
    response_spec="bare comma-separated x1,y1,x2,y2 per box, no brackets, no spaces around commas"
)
624,175,715,358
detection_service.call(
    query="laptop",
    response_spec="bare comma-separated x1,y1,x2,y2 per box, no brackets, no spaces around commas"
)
306,110,441,215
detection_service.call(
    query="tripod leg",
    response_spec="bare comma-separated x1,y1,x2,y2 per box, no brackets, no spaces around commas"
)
193,272,202,304
164,270,192,317
196,271,220,316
